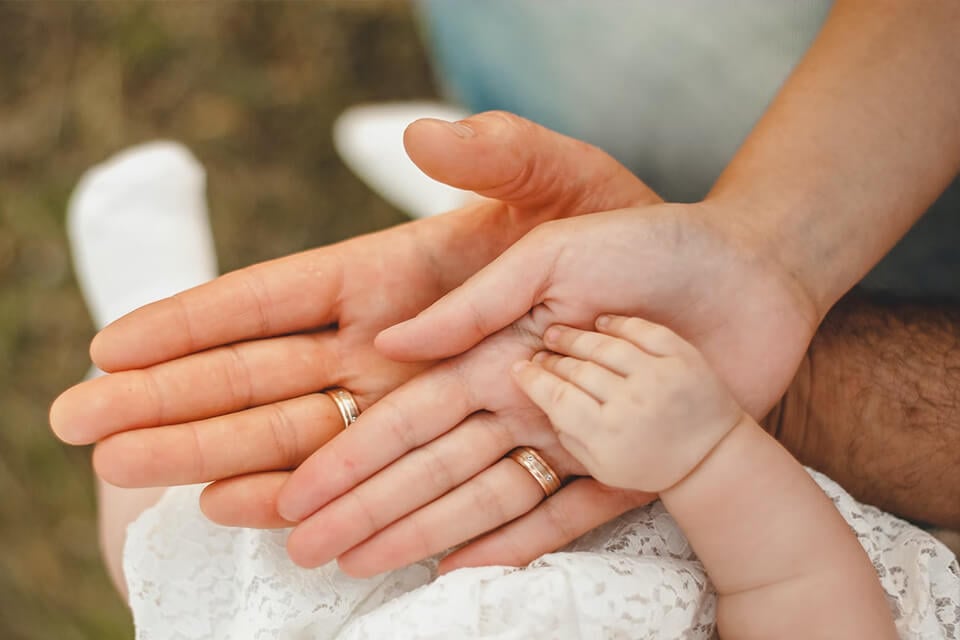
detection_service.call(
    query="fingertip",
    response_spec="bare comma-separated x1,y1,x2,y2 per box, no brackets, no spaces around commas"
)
373,321,413,358
595,314,630,331
531,351,549,364
276,471,322,524
88,328,110,370
375,311,473,362
403,118,478,186
200,474,295,529
91,437,141,488
275,484,305,524
90,315,139,371
285,528,321,569
510,360,530,375
335,552,379,579
437,552,469,575
542,324,569,347
48,390,80,445
49,384,103,445
404,117,474,145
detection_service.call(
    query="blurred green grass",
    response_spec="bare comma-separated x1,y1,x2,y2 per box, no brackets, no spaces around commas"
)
0,2,434,637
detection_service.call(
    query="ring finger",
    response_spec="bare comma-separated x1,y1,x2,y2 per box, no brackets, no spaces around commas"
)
332,453,557,578
280,412,515,567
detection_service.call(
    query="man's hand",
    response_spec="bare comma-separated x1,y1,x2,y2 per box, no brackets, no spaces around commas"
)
49,112,660,534
276,203,819,576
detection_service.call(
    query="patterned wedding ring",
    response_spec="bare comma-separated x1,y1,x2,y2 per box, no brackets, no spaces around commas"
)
323,387,361,429
506,446,562,497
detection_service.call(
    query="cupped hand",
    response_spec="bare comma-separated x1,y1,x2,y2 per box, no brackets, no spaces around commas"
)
49,111,659,531
278,202,819,575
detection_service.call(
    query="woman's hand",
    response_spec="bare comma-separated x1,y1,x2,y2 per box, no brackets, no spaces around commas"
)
277,203,819,575
49,112,660,531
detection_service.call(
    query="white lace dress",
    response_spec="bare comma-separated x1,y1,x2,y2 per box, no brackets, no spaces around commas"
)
124,469,959,639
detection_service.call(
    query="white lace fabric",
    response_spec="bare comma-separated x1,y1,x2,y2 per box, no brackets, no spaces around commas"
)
125,470,959,639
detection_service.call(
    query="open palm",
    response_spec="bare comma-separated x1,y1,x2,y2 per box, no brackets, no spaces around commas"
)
278,203,819,575
50,112,660,536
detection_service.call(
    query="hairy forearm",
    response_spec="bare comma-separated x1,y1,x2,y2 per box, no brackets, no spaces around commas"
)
707,0,960,316
768,295,960,529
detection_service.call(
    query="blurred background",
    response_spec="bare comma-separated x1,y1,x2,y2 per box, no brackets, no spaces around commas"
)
0,2,433,637
3,3,959,638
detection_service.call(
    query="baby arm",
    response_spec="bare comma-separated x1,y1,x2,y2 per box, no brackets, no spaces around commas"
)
512,315,896,639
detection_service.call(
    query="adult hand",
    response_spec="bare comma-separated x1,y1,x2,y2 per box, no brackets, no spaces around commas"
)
49,112,660,533
277,202,819,576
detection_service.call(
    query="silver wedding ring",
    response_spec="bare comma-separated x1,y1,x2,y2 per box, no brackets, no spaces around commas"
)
323,387,361,429
506,446,562,497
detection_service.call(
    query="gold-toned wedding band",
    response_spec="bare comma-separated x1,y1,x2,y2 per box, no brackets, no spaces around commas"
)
506,446,562,497
323,387,361,429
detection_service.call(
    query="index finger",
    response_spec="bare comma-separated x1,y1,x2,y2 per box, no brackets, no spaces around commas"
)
90,249,345,371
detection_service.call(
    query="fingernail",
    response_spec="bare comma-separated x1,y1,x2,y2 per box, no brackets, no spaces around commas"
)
447,120,475,138
531,351,549,363
543,326,563,344
377,318,410,340
276,489,307,523
596,315,611,329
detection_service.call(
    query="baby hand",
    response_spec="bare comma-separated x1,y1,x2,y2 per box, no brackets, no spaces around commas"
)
512,315,745,492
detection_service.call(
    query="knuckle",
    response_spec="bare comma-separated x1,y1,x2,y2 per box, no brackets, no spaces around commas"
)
403,514,437,560
264,403,302,469
540,492,581,545
549,380,569,406
138,368,168,426
380,397,422,452
593,340,623,363
344,490,385,535
185,421,207,481
470,474,512,524
618,316,645,333
415,446,457,493
220,344,255,409
649,325,682,351
557,356,581,377
237,269,273,337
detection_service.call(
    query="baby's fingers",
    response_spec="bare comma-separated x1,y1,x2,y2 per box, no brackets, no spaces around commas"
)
595,314,695,357
511,360,600,477
532,352,621,401
513,359,594,429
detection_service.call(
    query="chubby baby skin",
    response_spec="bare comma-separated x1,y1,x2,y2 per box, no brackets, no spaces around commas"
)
512,315,897,639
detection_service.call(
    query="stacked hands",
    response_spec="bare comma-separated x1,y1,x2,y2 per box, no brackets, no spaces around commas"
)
50,112,818,576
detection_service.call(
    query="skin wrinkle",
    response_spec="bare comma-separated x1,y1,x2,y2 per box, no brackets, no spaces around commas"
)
169,292,200,369
265,401,300,471
140,366,169,431
221,343,255,411
185,420,207,485
468,462,515,529
415,440,458,498
238,265,274,339
538,482,587,553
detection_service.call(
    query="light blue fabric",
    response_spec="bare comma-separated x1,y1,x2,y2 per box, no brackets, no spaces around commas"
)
417,1,960,297
418,0,830,201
